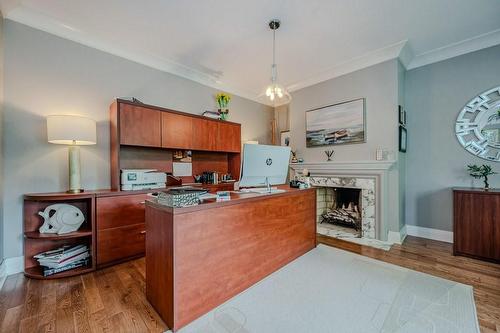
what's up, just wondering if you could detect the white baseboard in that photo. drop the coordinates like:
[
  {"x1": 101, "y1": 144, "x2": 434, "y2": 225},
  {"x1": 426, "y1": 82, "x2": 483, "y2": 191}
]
[
  {"x1": 0, "y1": 261, "x2": 5, "y2": 291},
  {"x1": 400, "y1": 225, "x2": 408, "y2": 243},
  {"x1": 387, "y1": 225, "x2": 408, "y2": 245},
  {"x1": 406, "y1": 225, "x2": 453, "y2": 243},
  {"x1": 0, "y1": 256, "x2": 24, "y2": 290}
]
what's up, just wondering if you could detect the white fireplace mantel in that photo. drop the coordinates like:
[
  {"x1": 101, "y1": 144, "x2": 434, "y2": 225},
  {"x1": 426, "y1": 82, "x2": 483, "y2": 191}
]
[{"x1": 289, "y1": 160, "x2": 396, "y2": 174}]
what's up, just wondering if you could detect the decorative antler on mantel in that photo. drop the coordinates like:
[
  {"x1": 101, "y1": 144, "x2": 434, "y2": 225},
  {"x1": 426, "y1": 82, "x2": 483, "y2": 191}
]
[{"x1": 325, "y1": 150, "x2": 334, "y2": 162}]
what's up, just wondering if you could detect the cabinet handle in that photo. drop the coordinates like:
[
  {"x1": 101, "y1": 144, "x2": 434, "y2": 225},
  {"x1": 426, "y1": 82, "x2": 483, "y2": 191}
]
[{"x1": 140, "y1": 230, "x2": 146, "y2": 234}]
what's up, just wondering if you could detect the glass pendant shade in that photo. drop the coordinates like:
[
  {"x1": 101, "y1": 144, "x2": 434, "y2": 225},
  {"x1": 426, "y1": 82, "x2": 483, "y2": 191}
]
[
  {"x1": 263, "y1": 20, "x2": 291, "y2": 105},
  {"x1": 265, "y1": 82, "x2": 291, "y2": 103}
]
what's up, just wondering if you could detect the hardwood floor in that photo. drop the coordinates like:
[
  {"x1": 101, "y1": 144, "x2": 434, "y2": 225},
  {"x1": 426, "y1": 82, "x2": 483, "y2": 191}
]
[
  {"x1": 1, "y1": 235, "x2": 499, "y2": 332},
  {"x1": 0, "y1": 259, "x2": 167, "y2": 333}
]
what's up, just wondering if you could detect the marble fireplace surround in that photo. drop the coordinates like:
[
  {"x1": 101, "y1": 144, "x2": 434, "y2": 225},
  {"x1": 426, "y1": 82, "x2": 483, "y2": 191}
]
[
  {"x1": 290, "y1": 161, "x2": 396, "y2": 241},
  {"x1": 313, "y1": 176, "x2": 376, "y2": 239}
]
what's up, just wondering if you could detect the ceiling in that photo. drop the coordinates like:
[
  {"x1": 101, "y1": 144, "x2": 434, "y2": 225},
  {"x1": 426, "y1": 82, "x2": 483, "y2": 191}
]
[{"x1": 2, "y1": 0, "x2": 500, "y2": 105}]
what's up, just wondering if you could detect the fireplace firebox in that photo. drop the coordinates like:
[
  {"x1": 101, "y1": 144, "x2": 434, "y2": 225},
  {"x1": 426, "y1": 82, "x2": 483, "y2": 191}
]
[{"x1": 319, "y1": 187, "x2": 362, "y2": 235}]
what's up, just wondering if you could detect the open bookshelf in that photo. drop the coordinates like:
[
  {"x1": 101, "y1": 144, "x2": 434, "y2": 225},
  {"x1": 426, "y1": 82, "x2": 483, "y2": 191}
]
[{"x1": 23, "y1": 192, "x2": 96, "y2": 279}]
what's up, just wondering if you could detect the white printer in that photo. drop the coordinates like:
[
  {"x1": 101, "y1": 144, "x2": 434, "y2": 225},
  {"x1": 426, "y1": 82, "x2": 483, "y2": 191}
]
[{"x1": 121, "y1": 169, "x2": 167, "y2": 191}]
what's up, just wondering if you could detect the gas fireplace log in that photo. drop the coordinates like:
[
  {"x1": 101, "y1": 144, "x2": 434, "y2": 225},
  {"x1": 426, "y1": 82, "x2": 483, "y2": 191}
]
[{"x1": 320, "y1": 208, "x2": 361, "y2": 230}]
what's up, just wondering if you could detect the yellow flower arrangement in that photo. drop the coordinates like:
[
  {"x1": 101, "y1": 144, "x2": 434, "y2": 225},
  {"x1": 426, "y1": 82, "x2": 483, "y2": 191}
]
[{"x1": 215, "y1": 92, "x2": 231, "y2": 109}]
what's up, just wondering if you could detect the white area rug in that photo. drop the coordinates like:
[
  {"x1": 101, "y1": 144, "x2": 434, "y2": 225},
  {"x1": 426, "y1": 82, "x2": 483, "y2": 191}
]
[{"x1": 173, "y1": 245, "x2": 479, "y2": 333}]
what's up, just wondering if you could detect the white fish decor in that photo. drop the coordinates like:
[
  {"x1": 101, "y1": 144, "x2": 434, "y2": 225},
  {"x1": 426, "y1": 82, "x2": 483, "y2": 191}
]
[{"x1": 38, "y1": 204, "x2": 85, "y2": 234}]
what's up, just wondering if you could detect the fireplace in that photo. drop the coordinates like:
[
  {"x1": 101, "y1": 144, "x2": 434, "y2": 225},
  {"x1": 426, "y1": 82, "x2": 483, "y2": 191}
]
[
  {"x1": 291, "y1": 161, "x2": 400, "y2": 248},
  {"x1": 317, "y1": 187, "x2": 362, "y2": 237},
  {"x1": 310, "y1": 176, "x2": 376, "y2": 240}
]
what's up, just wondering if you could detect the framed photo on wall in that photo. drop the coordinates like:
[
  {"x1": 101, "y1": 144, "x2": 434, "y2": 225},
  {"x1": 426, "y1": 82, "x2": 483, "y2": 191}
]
[
  {"x1": 305, "y1": 98, "x2": 366, "y2": 147},
  {"x1": 280, "y1": 130, "x2": 290, "y2": 147},
  {"x1": 399, "y1": 126, "x2": 407, "y2": 152},
  {"x1": 398, "y1": 105, "x2": 406, "y2": 126},
  {"x1": 398, "y1": 105, "x2": 408, "y2": 127}
]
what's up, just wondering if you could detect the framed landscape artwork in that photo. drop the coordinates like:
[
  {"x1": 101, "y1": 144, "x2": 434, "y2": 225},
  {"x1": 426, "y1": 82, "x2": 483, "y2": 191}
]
[{"x1": 306, "y1": 98, "x2": 366, "y2": 147}]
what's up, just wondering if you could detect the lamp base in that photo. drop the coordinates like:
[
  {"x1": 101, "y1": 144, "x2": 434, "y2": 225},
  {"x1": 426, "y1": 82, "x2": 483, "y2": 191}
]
[
  {"x1": 68, "y1": 145, "x2": 83, "y2": 194},
  {"x1": 67, "y1": 189, "x2": 84, "y2": 194}
]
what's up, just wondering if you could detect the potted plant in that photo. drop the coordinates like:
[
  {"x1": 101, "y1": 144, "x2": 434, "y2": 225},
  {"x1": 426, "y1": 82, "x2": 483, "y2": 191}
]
[
  {"x1": 467, "y1": 164, "x2": 497, "y2": 190},
  {"x1": 215, "y1": 92, "x2": 231, "y2": 121}
]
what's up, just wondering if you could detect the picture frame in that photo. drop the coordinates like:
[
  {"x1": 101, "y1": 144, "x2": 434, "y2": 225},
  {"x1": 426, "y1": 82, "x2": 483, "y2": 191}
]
[
  {"x1": 399, "y1": 126, "x2": 407, "y2": 152},
  {"x1": 305, "y1": 98, "x2": 366, "y2": 147},
  {"x1": 398, "y1": 105, "x2": 406, "y2": 126},
  {"x1": 280, "y1": 130, "x2": 290, "y2": 147}
]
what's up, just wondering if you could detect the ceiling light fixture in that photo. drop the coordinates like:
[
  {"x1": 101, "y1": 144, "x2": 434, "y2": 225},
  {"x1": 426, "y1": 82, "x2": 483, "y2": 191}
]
[{"x1": 264, "y1": 19, "x2": 291, "y2": 105}]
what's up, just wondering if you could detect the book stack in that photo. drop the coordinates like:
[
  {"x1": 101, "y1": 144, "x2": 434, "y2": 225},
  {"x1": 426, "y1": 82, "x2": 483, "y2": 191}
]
[
  {"x1": 34, "y1": 244, "x2": 90, "y2": 277},
  {"x1": 202, "y1": 110, "x2": 220, "y2": 119}
]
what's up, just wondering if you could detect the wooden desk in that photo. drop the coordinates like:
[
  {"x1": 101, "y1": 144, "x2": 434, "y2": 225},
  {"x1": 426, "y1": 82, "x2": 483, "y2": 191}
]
[{"x1": 145, "y1": 187, "x2": 316, "y2": 331}]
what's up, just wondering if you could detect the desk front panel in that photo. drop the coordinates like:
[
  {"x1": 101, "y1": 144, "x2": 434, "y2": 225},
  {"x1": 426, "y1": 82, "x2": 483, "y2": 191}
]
[{"x1": 173, "y1": 189, "x2": 316, "y2": 329}]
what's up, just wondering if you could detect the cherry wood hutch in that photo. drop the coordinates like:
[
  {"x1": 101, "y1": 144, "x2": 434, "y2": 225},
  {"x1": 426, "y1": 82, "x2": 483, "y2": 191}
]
[
  {"x1": 110, "y1": 99, "x2": 241, "y2": 189},
  {"x1": 23, "y1": 99, "x2": 242, "y2": 278}
]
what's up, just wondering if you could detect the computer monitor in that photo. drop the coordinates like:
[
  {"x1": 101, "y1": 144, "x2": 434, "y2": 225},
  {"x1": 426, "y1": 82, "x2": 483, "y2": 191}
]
[{"x1": 239, "y1": 143, "x2": 291, "y2": 188}]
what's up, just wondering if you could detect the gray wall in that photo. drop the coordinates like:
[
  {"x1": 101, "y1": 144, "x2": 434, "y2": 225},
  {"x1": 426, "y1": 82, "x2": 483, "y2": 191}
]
[
  {"x1": 398, "y1": 61, "x2": 406, "y2": 230},
  {"x1": 289, "y1": 60, "x2": 399, "y2": 161},
  {"x1": 2, "y1": 20, "x2": 273, "y2": 258},
  {"x1": 0, "y1": 14, "x2": 4, "y2": 263},
  {"x1": 274, "y1": 104, "x2": 290, "y2": 145},
  {"x1": 288, "y1": 60, "x2": 403, "y2": 236},
  {"x1": 405, "y1": 44, "x2": 500, "y2": 231}
]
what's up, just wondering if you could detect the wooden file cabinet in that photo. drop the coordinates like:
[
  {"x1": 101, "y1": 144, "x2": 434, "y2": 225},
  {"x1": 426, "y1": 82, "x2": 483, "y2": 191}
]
[
  {"x1": 96, "y1": 193, "x2": 152, "y2": 267},
  {"x1": 453, "y1": 188, "x2": 500, "y2": 263}
]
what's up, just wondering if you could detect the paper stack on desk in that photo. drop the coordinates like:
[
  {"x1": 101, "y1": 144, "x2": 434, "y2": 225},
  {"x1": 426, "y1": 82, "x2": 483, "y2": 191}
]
[{"x1": 157, "y1": 188, "x2": 207, "y2": 207}]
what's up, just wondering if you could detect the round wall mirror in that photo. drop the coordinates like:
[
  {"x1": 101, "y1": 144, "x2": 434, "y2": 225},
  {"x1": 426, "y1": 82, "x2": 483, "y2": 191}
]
[{"x1": 455, "y1": 86, "x2": 500, "y2": 162}]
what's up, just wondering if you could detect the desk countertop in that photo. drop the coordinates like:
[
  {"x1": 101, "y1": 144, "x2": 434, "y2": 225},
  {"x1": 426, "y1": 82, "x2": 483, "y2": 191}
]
[{"x1": 145, "y1": 186, "x2": 315, "y2": 215}]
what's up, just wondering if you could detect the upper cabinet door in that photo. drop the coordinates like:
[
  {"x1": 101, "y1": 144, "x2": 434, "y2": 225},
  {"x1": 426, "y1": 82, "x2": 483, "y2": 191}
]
[
  {"x1": 192, "y1": 118, "x2": 216, "y2": 151},
  {"x1": 161, "y1": 112, "x2": 193, "y2": 149},
  {"x1": 119, "y1": 104, "x2": 161, "y2": 147},
  {"x1": 216, "y1": 123, "x2": 241, "y2": 152}
]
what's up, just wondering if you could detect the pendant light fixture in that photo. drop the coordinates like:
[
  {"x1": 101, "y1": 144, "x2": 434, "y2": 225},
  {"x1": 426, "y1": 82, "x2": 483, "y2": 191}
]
[{"x1": 264, "y1": 19, "x2": 291, "y2": 105}]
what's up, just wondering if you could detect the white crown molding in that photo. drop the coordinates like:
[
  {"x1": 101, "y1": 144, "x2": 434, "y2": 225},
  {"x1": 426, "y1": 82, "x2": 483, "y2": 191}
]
[
  {"x1": 407, "y1": 29, "x2": 500, "y2": 70},
  {"x1": 3, "y1": 6, "x2": 267, "y2": 106},
  {"x1": 286, "y1": 40, "x2": 408, "y2": 92},
  {"x1": 397, "y1": 42, "x2": 415, "y2": 69}
]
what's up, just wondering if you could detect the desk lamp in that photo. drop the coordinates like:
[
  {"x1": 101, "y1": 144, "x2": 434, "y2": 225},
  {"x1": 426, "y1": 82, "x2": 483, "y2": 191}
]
[{"x1": 47, "y1": 115, "x2": 97, "y2": 193}]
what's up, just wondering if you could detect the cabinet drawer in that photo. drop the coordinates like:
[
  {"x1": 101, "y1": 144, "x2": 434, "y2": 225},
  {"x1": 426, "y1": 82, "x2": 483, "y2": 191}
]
[
  {"x1": 97, "y1": 194, "x2": 151, "y2": 230},
  {"x1": 97, "y1": 223, "x2": 146, "y2": 265}
]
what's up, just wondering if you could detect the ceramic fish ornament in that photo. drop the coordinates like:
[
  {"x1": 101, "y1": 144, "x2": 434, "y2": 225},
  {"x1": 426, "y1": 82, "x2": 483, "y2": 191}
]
[{"x1": 38, "y1": 204, "x2": 85, "y2": 235}]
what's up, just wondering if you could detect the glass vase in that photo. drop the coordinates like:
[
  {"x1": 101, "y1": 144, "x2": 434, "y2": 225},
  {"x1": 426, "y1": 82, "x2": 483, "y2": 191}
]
[{"x1": 218, "y1": 108, "x2": 229, "y2": 121}]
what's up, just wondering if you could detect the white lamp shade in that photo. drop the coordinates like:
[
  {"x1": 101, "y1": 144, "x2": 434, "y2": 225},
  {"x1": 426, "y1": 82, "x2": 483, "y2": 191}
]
[{"x1": 47, "y1": 115, "x2": 97, "y2": 145}]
